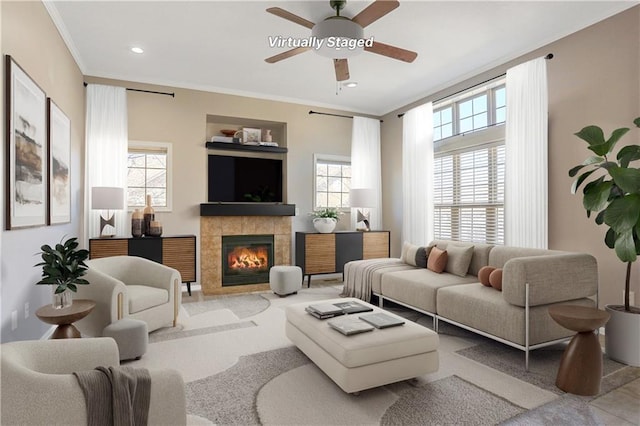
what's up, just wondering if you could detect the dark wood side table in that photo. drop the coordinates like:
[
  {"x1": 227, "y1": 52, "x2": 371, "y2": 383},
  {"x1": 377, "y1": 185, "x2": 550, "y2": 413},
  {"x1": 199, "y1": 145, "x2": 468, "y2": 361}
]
[
  {"x1": 35, "y1": 299, "x2": 96, "y2": 339},
  {"x1": 548, "y1": 304, "x2": 610, "y2": 396}
]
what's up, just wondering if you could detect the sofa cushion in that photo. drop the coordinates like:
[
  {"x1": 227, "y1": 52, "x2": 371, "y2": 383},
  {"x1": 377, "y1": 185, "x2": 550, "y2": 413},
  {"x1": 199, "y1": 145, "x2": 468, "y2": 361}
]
[
  {"x1": 427, "y1": 247, "x2": 447, "y2": 273},
  {"x1": 436, "y1": 284, "x2": 594, "y2": 345},
  {"x1": 381, "y1": 269, "x2": 478, "y2": 313},
  {"x1": 478, "y1": 266, "x2": 495, "y2": 286},
  {"x1": 127, "y1": 285, "x2": 169, "y2": 314},
  {"x1": 489, "y1": 268, "x2": 503, "y2": 291},
  {"x1": 430, "y1": 240, "x2": 493, "y2": 276},
  {"x1": 445, "y1": 244, "x2": 474, "y2": 277}
]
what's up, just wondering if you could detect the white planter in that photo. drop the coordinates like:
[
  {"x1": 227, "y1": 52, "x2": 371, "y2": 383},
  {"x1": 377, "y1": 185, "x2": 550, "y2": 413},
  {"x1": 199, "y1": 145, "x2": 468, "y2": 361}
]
[
  {"x1": 605, "y1": 304, "x2": 640, "y2": 367},
  {"x1": 313, "y1": 218, "x2": 336, "y2": 233}
]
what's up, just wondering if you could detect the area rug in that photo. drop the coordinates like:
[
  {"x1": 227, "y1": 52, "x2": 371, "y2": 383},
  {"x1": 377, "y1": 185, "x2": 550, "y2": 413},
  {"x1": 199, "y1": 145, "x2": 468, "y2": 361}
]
[
  {"x1": 149, "y1": 321, "x2": 256, "y2": 343},
  {"x1": 182, "y1": 294, "x2": 270, "y2": 318},
  {"x1": 456, "y1": 340, "x2": 636, "y2": 396},
  {"x1": 185, "y1": 346, "x2": 526, "y2": 425}
]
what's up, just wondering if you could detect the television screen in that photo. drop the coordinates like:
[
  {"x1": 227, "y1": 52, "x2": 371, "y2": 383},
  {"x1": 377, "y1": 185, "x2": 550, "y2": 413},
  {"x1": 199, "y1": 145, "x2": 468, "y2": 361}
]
[{"x1": 208, "y1": 155, "x2": 283, "y2": 203}]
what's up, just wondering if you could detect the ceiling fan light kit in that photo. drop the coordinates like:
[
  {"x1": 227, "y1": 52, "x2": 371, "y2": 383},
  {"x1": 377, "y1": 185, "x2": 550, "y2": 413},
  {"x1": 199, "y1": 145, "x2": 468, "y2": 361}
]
[{"x1": 311, "y1": 17, "x2": 369, "y2": 59}]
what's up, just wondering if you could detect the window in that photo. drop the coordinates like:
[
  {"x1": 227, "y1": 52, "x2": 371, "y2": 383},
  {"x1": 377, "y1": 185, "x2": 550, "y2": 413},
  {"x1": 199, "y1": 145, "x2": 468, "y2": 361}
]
[
  {"x1": 127, "y1": 141, "x2": 172, "y2": 211},
  {"x1": 432, "y1": 79, "x2": 506, "y2": 244},
  {"x1": 433, "y1": 83, "x2": 506, "y2": 142},
  {"x1": 313, "y1": 154, "x2": 351, "y2": 210}
]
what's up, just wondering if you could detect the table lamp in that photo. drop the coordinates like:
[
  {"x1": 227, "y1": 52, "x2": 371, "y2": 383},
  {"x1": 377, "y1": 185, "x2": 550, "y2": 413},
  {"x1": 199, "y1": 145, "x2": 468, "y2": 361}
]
[
  {"x1": 350, "y1": 188, "x2": 376, "y2": 232},
  {"x1": 91, "y1": 186, "x2": 124, "y2": 237}
]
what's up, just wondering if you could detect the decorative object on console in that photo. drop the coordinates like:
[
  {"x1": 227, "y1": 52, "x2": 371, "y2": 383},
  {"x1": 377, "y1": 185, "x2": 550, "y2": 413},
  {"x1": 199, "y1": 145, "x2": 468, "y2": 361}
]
[
  {"x1": 143, "y1": 194, "x2": 155, "y2": 236},
  {"x1": 350, "y1": 188, "x2": 376, "y2": 231},
  {"x1": 131, "y1": 209, "x2": 143, "y2": 237},
  {"x1": 569, "y1": 117, "x2": 640, "y2": 366},
  {"x1": 310, "y1": 207, "x2": 342, "y2": 233},
  {"x1": 34, "y1": 236, "x2": 90, "y2": 309},
  {"x1": 148, "y1": 220, "x2": 163, "y2": 237},
  {"x1": 91, "y1": 186, "x2": 124, "y2": 237}
]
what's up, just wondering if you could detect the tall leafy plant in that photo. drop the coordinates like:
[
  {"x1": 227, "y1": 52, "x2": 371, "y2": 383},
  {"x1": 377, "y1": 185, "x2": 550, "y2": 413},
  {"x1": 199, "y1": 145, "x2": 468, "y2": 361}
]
[
  {"x1": 35, "y1": 237, "x2": 90, "y2": 294},
  {"x1": 569, "y1": 117, "x2": 640, "y2": 312}
]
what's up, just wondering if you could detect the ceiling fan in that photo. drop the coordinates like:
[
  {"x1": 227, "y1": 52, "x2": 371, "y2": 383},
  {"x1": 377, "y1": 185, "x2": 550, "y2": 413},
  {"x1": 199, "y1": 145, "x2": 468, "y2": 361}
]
[{"x1": 265, "y1": 0, "x2": 417, "y2": 82}]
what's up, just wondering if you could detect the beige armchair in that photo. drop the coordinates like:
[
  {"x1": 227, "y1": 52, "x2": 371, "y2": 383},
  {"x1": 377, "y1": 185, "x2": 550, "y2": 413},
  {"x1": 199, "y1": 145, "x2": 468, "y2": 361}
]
[
  {"x1": 0, "y1": 337, "x2": 187, "y2": 426},
  {"x1": 74, "y1": 256, "x2": 181, "y2": 336}
]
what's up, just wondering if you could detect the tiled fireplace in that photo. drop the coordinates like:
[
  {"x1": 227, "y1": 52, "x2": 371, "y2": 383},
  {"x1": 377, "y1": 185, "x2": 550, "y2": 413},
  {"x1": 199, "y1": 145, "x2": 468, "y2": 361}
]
[{"x1": 200, "y1": 214, "x2": 292, "y2": 295}]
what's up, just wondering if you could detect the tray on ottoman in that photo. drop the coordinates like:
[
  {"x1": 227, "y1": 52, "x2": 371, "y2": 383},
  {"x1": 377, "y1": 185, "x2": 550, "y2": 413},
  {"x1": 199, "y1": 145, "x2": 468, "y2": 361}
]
[{"x1": 285, "y1": 297, "x2": 439, "y2": 393}]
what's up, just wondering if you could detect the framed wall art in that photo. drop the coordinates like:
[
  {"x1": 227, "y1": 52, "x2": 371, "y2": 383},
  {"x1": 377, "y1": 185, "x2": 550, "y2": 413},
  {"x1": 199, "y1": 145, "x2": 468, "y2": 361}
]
[
  {"x1": 47, "y1": 99, "x2": 71, "y2": 224},
  {"x1": 242, "y1": 127, "x2": 262, "y2": 143},
  {"x1": 5, "y1": 55, "x2": 48, "y2": 230}
]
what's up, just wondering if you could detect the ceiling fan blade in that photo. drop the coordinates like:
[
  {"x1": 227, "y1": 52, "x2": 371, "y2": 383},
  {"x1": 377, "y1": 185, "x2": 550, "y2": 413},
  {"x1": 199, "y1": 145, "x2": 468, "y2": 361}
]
[
  {"x1": 352, "y1": 0, "x2": 399, "y2": 28},
  {"x1": 265, "y1": 47, "x2": 311, "y2": 63},
  {"x1": 365, "y1": 41, "x2": 417, "y2": 63},
  {"x1": 266, "y1": 7, "x2": 315, "y2": 29},
  {"x1": 334, "y1": 59, "x2": 350, "y2": 81}
]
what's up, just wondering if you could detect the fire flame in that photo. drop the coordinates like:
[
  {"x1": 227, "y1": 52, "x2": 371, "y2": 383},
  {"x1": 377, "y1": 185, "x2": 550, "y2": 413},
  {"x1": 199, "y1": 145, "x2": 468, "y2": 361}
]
[{"x1": 227, "y1": 246, "x2": 269, "y2": 271}]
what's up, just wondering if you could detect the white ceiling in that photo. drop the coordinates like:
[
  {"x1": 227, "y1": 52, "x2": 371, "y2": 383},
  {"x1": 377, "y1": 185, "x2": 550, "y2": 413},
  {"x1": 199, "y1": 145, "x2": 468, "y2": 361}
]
[{"x1": 46, "y1": 1, "x2": 637, "y2": 116}]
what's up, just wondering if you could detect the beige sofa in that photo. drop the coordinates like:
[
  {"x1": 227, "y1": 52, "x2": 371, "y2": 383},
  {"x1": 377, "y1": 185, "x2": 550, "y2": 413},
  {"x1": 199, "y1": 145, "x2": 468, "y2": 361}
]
[
  {"x1": 343, "y1": 240, "x2": 598, "y2": 369},
  {"x1": 0, "y1": 337, "x2": 187, "y2": 426}
]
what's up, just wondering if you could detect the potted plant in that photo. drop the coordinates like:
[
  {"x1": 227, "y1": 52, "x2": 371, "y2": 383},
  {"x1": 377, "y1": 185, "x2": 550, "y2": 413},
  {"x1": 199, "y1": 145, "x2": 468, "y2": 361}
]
[
  {"x1": 309, "y1": 207, "x2": 342, "y2": 233},
  {"x1": 35, "y1": 237, "x2": 90, "y2": 309},
  {"x1": 569, "y1": 117, "x2": 640, "y2": 366}
]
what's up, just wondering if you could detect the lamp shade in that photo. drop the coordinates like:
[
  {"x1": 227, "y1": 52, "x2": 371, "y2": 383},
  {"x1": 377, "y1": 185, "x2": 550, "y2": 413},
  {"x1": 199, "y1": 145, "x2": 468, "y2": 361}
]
[
  {"x1": 91, "y1": 187, "x2": 124, "y2": 210},
  {"x1": 312, "y1": 17, "x2": 365, "y2": 59},
  {"x1": 350, "y1": 188, "x2": 376, "y2": 208}
]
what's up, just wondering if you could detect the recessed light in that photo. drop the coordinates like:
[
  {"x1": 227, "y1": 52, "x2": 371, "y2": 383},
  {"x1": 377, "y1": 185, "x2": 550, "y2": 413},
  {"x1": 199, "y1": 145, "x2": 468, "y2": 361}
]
[
  {"x1": 131, "y1": 47, "x2": 144, "y2": 54},
  {"x1": 344, "y1": 82, "x2": 358, "y2": 88}
]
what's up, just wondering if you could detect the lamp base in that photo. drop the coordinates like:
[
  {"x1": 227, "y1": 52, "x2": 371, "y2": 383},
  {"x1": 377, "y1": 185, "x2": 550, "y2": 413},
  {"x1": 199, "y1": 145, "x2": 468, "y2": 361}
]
[{"x1": 99, "y1": 213, "x2": 116, "y2": 238}]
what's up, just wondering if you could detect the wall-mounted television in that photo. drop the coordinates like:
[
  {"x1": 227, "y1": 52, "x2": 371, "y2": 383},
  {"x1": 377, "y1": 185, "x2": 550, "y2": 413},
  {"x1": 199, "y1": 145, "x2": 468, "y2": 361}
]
[{"x1": 208, "y1": 155, "x2": 283, "y2": 203}]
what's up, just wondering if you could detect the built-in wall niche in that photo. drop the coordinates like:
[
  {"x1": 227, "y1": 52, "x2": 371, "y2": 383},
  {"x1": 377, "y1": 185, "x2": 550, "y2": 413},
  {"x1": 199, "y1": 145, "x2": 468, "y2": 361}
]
[{"x1": 206, "y1": 114, "x2": 287, "y2": 147}]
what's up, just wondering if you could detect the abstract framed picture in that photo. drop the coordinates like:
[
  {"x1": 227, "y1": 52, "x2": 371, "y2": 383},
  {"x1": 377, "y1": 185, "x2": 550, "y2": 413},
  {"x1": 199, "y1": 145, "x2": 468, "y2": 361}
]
[
  {"x1": 47, "y1": 99, "x2": 71, "y2": 225},
  {"x1": 5, "y1": 55, "x2": 47, "y2": 229}
]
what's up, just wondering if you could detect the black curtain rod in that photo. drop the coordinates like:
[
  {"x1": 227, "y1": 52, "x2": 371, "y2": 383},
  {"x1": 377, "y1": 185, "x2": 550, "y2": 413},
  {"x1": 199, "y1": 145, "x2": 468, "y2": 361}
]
[
  {"x1": 83, "y1": 82, "x2": 175, "y2": 97},
  {"x1": 397, "y1": 53, "x2": 554, "y2": 118},
  {"x1": 309, "y1": 110, "x2": 383, "y2": 122}
]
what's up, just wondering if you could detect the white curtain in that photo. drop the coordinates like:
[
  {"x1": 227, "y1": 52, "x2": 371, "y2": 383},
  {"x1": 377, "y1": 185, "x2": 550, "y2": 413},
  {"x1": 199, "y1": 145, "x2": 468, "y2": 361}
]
[
  {"x1": 505, "y1": 57, "x2": 548, "y2": 248},
  {"x1": 84, "y1": 85, "x2": 128, "y2": 242},
  {"x1": 351, "y1": 116, "x2": 382, "y2": 230},
  {"x1": 402, "y1": 102, "x2": 434, "y2": 246}
]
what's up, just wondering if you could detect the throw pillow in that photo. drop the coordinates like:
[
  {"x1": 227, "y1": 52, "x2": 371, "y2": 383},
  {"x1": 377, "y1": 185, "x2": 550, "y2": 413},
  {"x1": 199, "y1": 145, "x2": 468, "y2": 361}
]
[
  {"x1": 489, "y1": 268, "x2": 503, "y2": 291},
  {"x1": 427, "y1": 247, "x2": 448, "y2": 273},
  {"x1": 400, "y1": 242, "x2": 432, "y2": 268},
  {"x1": 478, "y1": 266, "x2": 495, "y2": 287},
  {"x1": 445, "y1": 244, "x2": 475, "y2": 277}
]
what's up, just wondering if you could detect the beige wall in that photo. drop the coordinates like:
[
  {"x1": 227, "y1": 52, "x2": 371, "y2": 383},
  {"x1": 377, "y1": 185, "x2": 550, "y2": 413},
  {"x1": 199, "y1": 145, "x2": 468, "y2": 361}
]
[
  {"x1": 381, "y1": 6, "x2": 640, "y2": 308},
  {"x1": 85, "y1": 75, "x2": 366, "y2": 282},
  {"x1": 1, "y1": 1, "x2": 85, "y2": 341}
]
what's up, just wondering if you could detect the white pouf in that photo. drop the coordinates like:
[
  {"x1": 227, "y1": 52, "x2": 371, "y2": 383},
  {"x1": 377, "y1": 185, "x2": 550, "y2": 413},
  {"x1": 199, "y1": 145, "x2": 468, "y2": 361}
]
[
  {"x1": 102, "y1": 318, "x2": 148, "y2": 361},
  {"x1": 269, "y1": 265, "x2": 303, "y2": 296}
]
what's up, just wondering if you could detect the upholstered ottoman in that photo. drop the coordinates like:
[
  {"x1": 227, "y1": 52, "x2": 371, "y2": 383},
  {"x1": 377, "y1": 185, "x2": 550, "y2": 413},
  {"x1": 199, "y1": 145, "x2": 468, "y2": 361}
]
[
  {"x1": 270, "y1": 265, "x2": 302, "y2": 296},
  {"x1": 102, "y1": 318, "x2": 148, "y2": 361},
  {"x1": 285, "y1": 297, "x2": 439, "y2": 393}
]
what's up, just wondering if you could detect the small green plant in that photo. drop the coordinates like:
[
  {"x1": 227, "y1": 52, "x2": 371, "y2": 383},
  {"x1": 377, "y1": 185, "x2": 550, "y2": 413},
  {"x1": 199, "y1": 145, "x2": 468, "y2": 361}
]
[
  {"x1": 309, "y1": 207, "x2": 342, "y2": 221},
  {"x1": 569, "y1": 117, "x2": 640, "y2": 312},
  {"x1": 35, "y1": 237, "x2": 90, "y2": 294}
]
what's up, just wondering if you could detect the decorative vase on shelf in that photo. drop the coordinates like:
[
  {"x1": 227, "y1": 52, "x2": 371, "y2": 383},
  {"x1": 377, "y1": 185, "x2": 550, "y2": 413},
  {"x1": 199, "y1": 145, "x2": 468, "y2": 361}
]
[
  {"x1": 148, "y1": 220, "x2": 163, "y2": 237},
  {"x1": 131, "y1": 209, "x2": 143, "y2": 237},
  {"x1": 52, "y1": 288, "x2": 72, "y2": 309},
  {"x1": 313, "y1": 218, "x2": 336, "y2": 233},
  {"x1": 143, "y1": 195, "x2": 155, "y2": 236},
  {"x1": 263, "y1": 129, "x2": 272, "y2": 142}
]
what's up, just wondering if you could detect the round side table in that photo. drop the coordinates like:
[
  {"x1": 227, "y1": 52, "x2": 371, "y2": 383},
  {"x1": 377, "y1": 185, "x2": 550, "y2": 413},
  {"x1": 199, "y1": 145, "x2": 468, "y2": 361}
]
[
  {"x1": 548, "y1": 304, "x2": 610, "y2": 396},
  {"x1": 35, "y1": 299, "x2": 96, "y2": 339}
]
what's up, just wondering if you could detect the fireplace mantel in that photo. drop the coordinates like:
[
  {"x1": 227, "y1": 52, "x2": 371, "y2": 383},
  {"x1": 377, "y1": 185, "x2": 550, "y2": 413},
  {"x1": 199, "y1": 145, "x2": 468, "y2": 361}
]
[{"x1": 200, "y1": 203, "x2": 295, "y2": 216}]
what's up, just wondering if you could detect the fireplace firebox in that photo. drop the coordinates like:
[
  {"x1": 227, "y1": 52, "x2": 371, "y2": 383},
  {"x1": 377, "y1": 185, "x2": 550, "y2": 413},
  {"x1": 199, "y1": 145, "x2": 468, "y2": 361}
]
[{"x1": 222, "y1": 235, "x2": 274, "y2": 286}]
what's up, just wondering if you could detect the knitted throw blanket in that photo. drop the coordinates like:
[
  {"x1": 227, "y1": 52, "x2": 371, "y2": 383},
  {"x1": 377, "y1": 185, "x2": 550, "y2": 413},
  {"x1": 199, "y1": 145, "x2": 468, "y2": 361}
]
[
  {"x1": 340, "y1": 258, "x2": 415, "y2": 302},
  {"x1": 74, "y1": 366, "x2": 151, "y2": 426}
]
